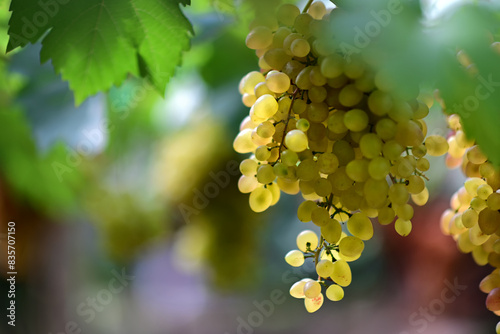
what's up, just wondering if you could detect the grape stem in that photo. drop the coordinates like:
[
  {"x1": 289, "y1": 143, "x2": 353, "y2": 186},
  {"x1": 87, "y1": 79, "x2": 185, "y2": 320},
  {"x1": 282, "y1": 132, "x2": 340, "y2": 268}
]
[
  {"x1": 303, "y1": 0, "x2": 314, "y2": 13},
  {"x1": 276, "y1": 87, "x2": 300, "y2": 162}
]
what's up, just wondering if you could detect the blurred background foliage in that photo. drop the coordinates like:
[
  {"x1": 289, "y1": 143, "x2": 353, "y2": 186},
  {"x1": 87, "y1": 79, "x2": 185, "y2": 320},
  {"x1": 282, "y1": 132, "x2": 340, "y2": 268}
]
[{"x1": 0, "y1": 0, "x2": 500, "y2": 333}]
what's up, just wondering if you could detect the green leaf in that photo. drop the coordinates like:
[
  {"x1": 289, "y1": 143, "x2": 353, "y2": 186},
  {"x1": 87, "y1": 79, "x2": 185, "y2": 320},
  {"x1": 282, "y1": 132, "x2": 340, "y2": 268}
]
[{"x1": 7, "y1": 0, "x2": 192, "y2": 104}]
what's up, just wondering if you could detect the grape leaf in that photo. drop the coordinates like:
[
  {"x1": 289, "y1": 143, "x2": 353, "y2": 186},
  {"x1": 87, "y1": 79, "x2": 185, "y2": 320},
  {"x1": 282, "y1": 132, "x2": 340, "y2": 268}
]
[{"x1": 7, "y1": 0, "x2": 193, "y2": 105}]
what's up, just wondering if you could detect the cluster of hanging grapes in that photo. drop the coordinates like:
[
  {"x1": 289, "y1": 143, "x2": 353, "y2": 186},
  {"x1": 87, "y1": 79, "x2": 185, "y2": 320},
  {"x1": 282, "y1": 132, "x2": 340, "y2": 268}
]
[
  {"x1": 233, "y1": 1, "x2": 449, "y2": 312},
  {"x1": 440, "y1": 114, "x2": 500, "y2": 330}
]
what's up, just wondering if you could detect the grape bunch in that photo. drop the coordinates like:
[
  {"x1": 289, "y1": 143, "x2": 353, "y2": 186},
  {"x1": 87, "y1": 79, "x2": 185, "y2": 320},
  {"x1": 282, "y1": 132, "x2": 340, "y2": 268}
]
[
  {"x1": 439, "y1": 113, "x2": 500, "y2": 331},
  {"x1": 233, "y1": 1, "x2": 447, "y2": 312}
]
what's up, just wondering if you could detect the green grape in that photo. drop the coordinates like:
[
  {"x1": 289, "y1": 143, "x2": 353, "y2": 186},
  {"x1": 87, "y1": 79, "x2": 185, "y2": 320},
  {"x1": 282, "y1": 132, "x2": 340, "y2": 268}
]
[
  {"x1": 234, "y1": 129, "x2": 258, "y2": 153},
  {"x1": 462, "y1": 208, "x2": 479, "y2": 228},
  {"x1": 254, "y1": 81, "x2": 274, "y2": 99},
  {"x1": 309, "y1": 86, "x2": 327, "y2": 103},
  {"x1": 327, "y1": 110, "x2": 348, "y2": 134},
  {"x1": 477, "y1": 184, "x2": 493, "y2": 200},
  {"x1": 294, "y1": 13, "x2": 313, "y2": 36},
  {"x1": 364, "y1": 178, "x2": 389, "y2": 209},
  {"x1": 293, "y1": 98, "x2": 307, "y2": 114},
  {"x1": 359, "y1": 133, "x2": 383, "y2": 159},
  {"x1": 317, "y1": 153, "x2": 340, "y2": 174},
  {"x1": 290, "y1": 279, "x2": 312, "y2": 298},
  {"x1": 326, "y1": 284, "x2": 344, "y2": 301},
  {"x1": 332, "y1": 140, "x2": 355, "y2": 166},
  {"x1": 454, "y1": 131, "x2": 473, "y2": 150},
  {"x1": 316, "y1": 259, "x2": 335, "y2": 277},
  {"x1": 276, "y1": 3, "x2": 300, "y2": 26},
  {"x1": 282, "y1": 150, "x2": 299, "y2": 166},
  {"x1": 368, "y1": 90, "x2": 393, "y2": 116},
  {"x1": 291, "y1": 38, "x2": 311, "y2": 57},
  {"x1": 375, "y1": 118, "x2": 397, "y2": 141},
  {"x1": 344, "y1": 109, "x2": 369, "y2": 132},
  {"x1": 387, "y1": 100, "x2": 412, "y2": 123},
  {"x1": 304, "y1": 280, "x2": 321, "y2": 298},
  {"x1": 471, "y1": 197, "x2": 488, "y2": 212},
  {"x1": 447, "y1": 136, "x2": 466, "y2": 158},
  {"x1": 382, "y1": 140, "x2": 405, "y2": 161},
  {"x1": 246, "y1": 26, "x2": 273, "y2": 50},
  {"x1": 308, "y1": 123, "x2": 326, "y2": 141},
  {"x1": 238, "y1": 175, "x2": 259, "y2": 193},
  {"x1": 321, "y1": 219, "x2": 342, "y2": 244},
  {"x1": 296, "y1": 118, "x2": 310, "y2": 132},
  {"x1": 457, "y1": 231, "x2": 475, "y2": 253},
  {"x1": 272, "y1": 26, "x2": 292, "y2": 48},
  {"x1": 480, "y1": 273, "x2": 500, "y2": 293},
  {"x1": 296, "y1": 66, "x2": 314, "y2": 90},
  {"x1": 344, "y1": 57, "x2": 365, "y2": 79},
  {"x1": 320, "y1": 53, "x2": 344, "y2": 78},
  {"x1": 487, "y1": 193, "x2": 500, "y2": 210},
  {"x1": 314, "y1": 178, "x2": 333, "y2": 197},
  {"x1": 394, "y1": 203, "x2": 414, "y2": 220},
  {"x1": 339, "y1": 236, "x2": 365, "y2": 258},
  {"x1": 283, "y1": 60, "x2": 306, "y2": 82},
  {"x1": 249, "y1": 186, "x2": 273, "y2": 212},
  {"x1": 297, "y1": 230, "x2": 319, "y2": 252},
  {"x1": 467, "y1": 145, "x2": 488, "y2": 164},
  {"x1": 255, "y1": 145, "x2": 271, "y2": 161},
  {"x1": 265, "y1": 72, "x2": 291, "y2": 94},
  {"x1": 300, "y1": 179, "x2": 316, "y2": 195},
  {"x1": 347, "y1": 212, "x2": 374, "y2": 240},
  {"x1": 413, "y1": 101, "x2": 429, "y2": 119},
  {"x1": 242, "y1": 92, "x2": 257, "y2": 107},
  {"x1": 285, "y1": 250, "x2": 305, "y2": 267},
  {"x1": 309, "y1": 66, "x2": 327, "y2": 86},
  {"x1": 472, "y1": 246, "x2": 489, "y2": 266},
  {"x1": 297, "y1": 159, "x2": 319, "y2": 181},
  {"x1": 480, "y1": 162, "x2": 496, "y2": 179},
  {"x1": 464, "y1": 178, "x2": 486, "y2": 197},
  {"x1": 329, "y1": 167, "x2": 353, "y2": 191},
  {"x1": 354, "y1": 72, "x2": 375, "y2": 92},
  {"x1": 285, "y1": 129, "x2": 309, "y2": 152},
  {"x1": 395, "y1": 218, "x2": 412, "y2": 236},
  {"x1": 268, "y1": 182, "x2": 281, "y2": 205},
  {"x1": 389, "y1": 183, "x2": 410, "y2": 206},
  {"x1": 340, "y1": 187, "x2": 363, "y2": 211},
  {"x1": 378, "y1": 206, "x2": 396, "y2": 225},
  {"x1": 239, "y1": 71, "x2": 265, "y2": 95},
  {"x1": 283, "y1": 32, "x2": 302, "y2": 54},
  {"x1": 311, "y1": 207, "x2": 330, "y2": 226},
  {"x1": 339, "y1": 84, "x2": 363, "y2": 107},
  {"x1": 479, "y1": 209, "x2": 500, "y2": 235},
  {"x1": 412, "y1": 144, "x2": 427, "y2": 158},
  {"x1": 264, "y1": 48, "x2": 292, "y2": 71},
  {"x1": 395, "y1": 121, "x2": 424, "y2": 148},
  {"x1": 469, "y1": 223, "x2": 490, "y2": 245},
  {"x1": 256, "y1": 121, "x2": 275, "y2": 138},
  {"x1": 406, "y1": 175, "x2": 425, "y2": 194},
  {"x1": 308, "y1": 1, "x2": 327, "y2": 19},
  {"x1": 368, "y1": 157, "x2": 390, "y2": 180},
  {"x1": 331, "y1": 260, "x2": 352, "y2": 287},
  {"x1": 425, "y1": 135, "x2": 449, "y2": 156},
  {"x1": 411, "y1": 187, "x2": 429, "y2": 206},
  {"x1": 256, "y1": 164, "x2": 275, "y2": 184},
  {"x1": 346, "y1": 159, "x2": 369, "y2": 182},
  {"x1": 253, "y1": 94, "x2": 279, "y2": 118},
  {"x1": 304, "y1": 293, "x2": 324, "y2": 313},
  {"x1": 240, "y1": 159, "x2": 258, "y2": 176},
  {"x1": 307, "y1": 102, "x2": 329, "y2": 123},
  {"x1": 297, "y1": 200, "x2": 318, "y2": 222},
  {"x1": 416, "y1": 157, "x2": 430, "y2": 171}
]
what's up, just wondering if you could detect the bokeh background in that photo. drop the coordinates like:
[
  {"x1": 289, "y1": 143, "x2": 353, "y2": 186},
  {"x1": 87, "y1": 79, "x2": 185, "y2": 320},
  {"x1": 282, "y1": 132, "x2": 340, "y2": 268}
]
[{"x1": 0, "y1": 0, "x2": 498, "y2": 333}]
